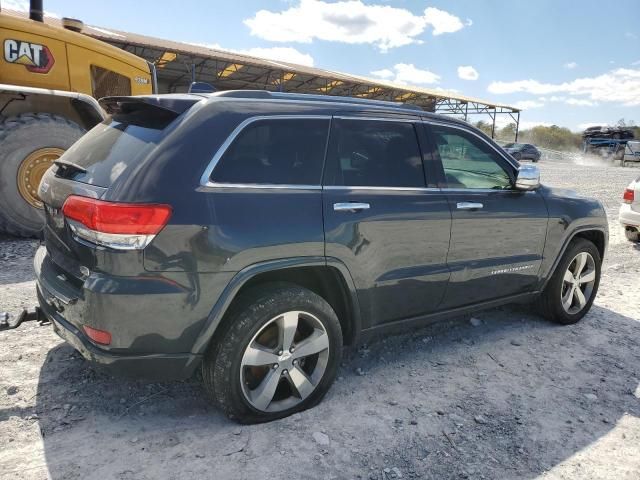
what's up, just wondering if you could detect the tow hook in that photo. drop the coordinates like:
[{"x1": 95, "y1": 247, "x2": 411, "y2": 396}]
[{"x1": 0, "y1": 307, "x2": 48, "y2": 331}]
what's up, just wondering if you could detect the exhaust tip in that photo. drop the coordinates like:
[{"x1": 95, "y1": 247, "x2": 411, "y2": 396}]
[{"x1": 62, "y1": 17, "x2": 84, "y2": 33}]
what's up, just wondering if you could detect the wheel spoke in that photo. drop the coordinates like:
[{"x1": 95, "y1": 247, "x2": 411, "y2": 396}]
[
  {"x1": 278, "y1": 311, "x2": 299, "y2": 351},
  {"x1": 562, "y1": 288, "x2": 574, "y2": 311},
  {"x1": 292, "y1": 329, "x2": 329, "y2": 359},
  {"x1": 573, "y1": 252, "x2": 588, "y2": 276},
  {"x1": 579, "y1": 269, "x2": 596, "y2": 284},
  {"x1": 250, "y1": 369, "x2": 281, "y2": 411},
  {"x1": 574, "y1": 287, "x2": 587, "y2": 309},
  {"x1": 243, "y1": 344, "x2": 280, "y2": 367},
  {"x1": 287, "y1": 365, "x2": 315, "y2": 400},
  {"x1": 563, "y1": 269, "x2": 575, "y2": 284}
]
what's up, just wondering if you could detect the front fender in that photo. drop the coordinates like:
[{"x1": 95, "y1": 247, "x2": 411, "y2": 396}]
[{"x1": 537, "y1": 186, "x2": 608, "y2": 290}]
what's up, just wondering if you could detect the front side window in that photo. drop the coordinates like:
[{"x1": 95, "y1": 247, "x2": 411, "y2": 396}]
[
  {"x1": 431, "y1": 125, "x2": 512, "y2": 190},
  {"x1": 90, "y1": 65, "x2": 131, "y2": 98},
  {"x1": 211, "y1": 118, "x2": 330, "y2": 185},
  {"x1": 324, "y1": 119, "x2": 425, "y2": 188}
]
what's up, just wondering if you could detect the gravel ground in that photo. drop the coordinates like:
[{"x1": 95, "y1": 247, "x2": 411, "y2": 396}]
[{"x1": 1, "y1": 158, "x2": 639, "y2": 480}]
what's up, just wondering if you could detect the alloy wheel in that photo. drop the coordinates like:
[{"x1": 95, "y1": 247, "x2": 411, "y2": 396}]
[
  {"x1": 240, "y1": 310, "x2": 330, "y2": 412},
  {"x1": 560, "y1": 252, "x2": 597, "y2": 315}
]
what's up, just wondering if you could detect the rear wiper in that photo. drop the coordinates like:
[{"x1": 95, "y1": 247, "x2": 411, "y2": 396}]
[{"x1": 54, "y1": 159, "x2": 87, "y2": 177}]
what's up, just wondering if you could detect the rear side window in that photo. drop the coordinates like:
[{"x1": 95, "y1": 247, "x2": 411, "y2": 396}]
[
  {"x1": 324, "y1": 119, "x2": 425, "y2": 188},
  {"x1": 91, "y1": 65, "x2": 131, "y2": 98},
  {"x1": 211, "y1": 118, "x2": 330, "y2": 185}
]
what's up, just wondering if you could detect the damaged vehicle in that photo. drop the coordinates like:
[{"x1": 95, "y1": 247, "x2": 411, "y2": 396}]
[{"x1": 32, "y1": 91, "x2": 608, "y2": 423}]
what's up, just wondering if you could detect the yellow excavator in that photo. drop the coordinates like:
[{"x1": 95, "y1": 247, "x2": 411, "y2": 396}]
[{"x1": 0, "y1": 1, "x2": 156, "y2": 236}]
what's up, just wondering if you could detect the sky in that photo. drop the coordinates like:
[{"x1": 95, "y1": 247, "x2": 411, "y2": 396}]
[{"x1": 7, "y1": 0, "x2": 640, "y2": 131}]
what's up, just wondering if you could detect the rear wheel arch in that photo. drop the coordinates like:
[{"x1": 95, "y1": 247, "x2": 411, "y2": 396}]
[{"x1": 194, "y1": 258, "x2": 362, "y2": 356}]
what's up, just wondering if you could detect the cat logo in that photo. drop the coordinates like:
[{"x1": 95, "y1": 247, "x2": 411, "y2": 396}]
[{"x1": 3, "y1": 39, "x2": 55, "y2": 74}]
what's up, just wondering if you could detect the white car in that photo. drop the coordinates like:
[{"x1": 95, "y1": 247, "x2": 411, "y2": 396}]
[{"x1": 619, "y1": 174, "x2": 640, "y2": 242}]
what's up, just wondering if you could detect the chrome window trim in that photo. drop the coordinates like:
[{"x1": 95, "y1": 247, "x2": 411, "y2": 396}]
[
  {"x1": 198, "y1": 183, "x2": 321, "y2": 191},
  {"x1": 422, "y1": 120, "x2": 520, "y2": 170},
  {"x1": 199, "y1": 115, "x2": 332, "y2": 188},
  {"x1": 333, "y1": 115, "x2": 419, "y2": 123},
  {"x1": 324, "y1": 185, "x2": 440, "y2": 192}
]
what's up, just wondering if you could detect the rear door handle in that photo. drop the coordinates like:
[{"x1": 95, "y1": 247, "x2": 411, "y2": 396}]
[
  {"x1": 333, "y1": 202, "x2": 370, "y2": 212},
  {"x1": 457, "y1": 202, "x2": 483, "y2": 210}
]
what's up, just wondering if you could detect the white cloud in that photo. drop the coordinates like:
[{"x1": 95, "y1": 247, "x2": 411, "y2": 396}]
[
  {"x1": 564, "y1": 62, "x2": 578, "y2": 69},
  {"x1": 423, "y1": 7, "x2": 466, "y2": 36},
  {"x1": 565, "y1": 98, "x2": 597, "y2": 107},
  {"x1": 244, "y1": 0, "x2": 469, "y2": 51},
  {"x1": 371, "y1": 63, "x2": 440, "y2": 85},
  {"x1": 632, "y1": 60, "x2": 640, "y2": 66},
  {"x1": 578, "y1": 122, "x2": 607, "y2": 130},
  {"x1": 187, "y1": 42, "x2": 314, "y2": 67},
  {"x1": 457, "y1": 65, "x2": 479, "y2": 81},
  {"x1": 370, "y1": 68, "x2": 394, "y2": 80},
  {"x1": 625, "y1": 32, "x2": 638, "y2": 40},
  {"x1": 513, "y1": 100, "x2": 544, "y2": 110},
  {"x1": 487, "y1": 68, "x2": 640, "y2": 106}
]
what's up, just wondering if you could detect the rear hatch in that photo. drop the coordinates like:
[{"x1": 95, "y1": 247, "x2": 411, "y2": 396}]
[{"x1": 38, "y1": 95, "x2": 201, "y2": 283}]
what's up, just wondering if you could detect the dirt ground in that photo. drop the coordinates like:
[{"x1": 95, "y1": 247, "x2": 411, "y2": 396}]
[{"x1": 1, "y1": 158, "x2": 639, "y2": 480}]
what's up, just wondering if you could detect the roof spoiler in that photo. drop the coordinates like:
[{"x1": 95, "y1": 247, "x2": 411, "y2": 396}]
[{"x1": 99, "y1": 95, "x2": 201, "y2": 116}]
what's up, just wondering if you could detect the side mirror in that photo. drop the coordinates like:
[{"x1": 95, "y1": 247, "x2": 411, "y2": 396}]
[{"x1": 515, "y1": 164, "x2": 540, "y2": 190}]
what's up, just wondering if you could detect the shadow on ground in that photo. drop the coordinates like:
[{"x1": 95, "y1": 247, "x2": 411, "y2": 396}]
[{"x1": 6, "y1": 304, "x2": 640, "y2": 479}]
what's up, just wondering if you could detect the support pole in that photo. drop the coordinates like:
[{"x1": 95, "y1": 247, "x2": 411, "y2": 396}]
[
  {"x1": 191, "y1": 63, "x2": 196, "y2": 83},
  {"x1": 464, "y1": 102, "x2": 468, "y2": 122},
  {"x1": 491, "y1": 108, "x2": 496, "y2": 139},
  {"x1": 515, "y1": 112, "x2": 520, "y2": 142}
]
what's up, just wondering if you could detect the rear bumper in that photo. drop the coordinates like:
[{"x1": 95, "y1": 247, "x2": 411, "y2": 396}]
[
  {"x1": 34, "y1": 246, "x2": 203, "y2": 380},
  {"x1": 39, "y1": 287, "x2": 201, "y2": 379},
  {"x1": 619, "y1": 203, "x2": 640, "y2": 228}
]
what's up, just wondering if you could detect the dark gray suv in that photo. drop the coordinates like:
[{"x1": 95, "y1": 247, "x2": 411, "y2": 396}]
[{"x1": 35, "y1": 91, "x2": 607, "y2": 423}]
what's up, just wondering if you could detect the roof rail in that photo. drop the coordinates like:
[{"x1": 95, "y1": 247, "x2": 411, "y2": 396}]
[{"x1": 212, "y1": 90, "x2": 423, "y2": 112}]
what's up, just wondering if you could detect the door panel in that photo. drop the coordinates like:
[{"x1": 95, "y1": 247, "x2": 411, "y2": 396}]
[
  {"x1": 426, "y1": 123, "x2": 549, "y2": 309},
  {"x1": 324, "y1": 188, "x2": 451, "y2": 326},
  {"x1": 322, "y1": 117, "x2": 451, "y2": 328},
  {"x1": 441, "y1": 190, "x2": 548, "y2": 308}
]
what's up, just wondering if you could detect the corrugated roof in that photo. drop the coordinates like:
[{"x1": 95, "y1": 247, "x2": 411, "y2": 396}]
[{"x1": 3, "y1": 9, "x2": 519, "y2": 113}]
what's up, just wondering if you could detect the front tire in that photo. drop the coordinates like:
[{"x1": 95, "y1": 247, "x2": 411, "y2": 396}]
[
  {"x1": 538, "y1": 238, "x2": 601, "y2": 325},
  {"x1": 202, "y1": 284, "x2": 343, "y2": 423}
]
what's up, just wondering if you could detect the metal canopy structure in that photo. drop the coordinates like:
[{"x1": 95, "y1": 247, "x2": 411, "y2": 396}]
[{"x1": 7, "y1": 10, "x2": 521, "y2": 139}]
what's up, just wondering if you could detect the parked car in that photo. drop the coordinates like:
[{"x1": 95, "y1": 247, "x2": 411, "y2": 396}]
[
  {"x1": 619, "y1": 175, "x2": 640, "y2": 242},
  {"x1": 622, "y1": 141, "x2": 640, "y2": 167},
  {"x1": 34, "y1": 91, "x2": 608, "y2": 423},
  {"x1": 582, "y1": 125, "x2": 634, "y2": 140},
  {"x1": 503, "y1": 142, "x2": 541, "y2": 162}
]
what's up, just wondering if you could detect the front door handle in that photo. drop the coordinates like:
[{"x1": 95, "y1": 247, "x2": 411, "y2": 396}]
[
  {"x1": 457, "y1": 202, "x2": 483, "y2": 210},
  {"x1": 333, "y1": 202, "x2": 370, "y2": 212}
]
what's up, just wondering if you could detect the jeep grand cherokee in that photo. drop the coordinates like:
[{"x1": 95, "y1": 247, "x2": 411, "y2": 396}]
[{"x1": 35, "y1": 91, "x2": 607, "y2": 423}]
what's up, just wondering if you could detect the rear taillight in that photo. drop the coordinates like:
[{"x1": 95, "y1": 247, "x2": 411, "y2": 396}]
[
  {"x1": 62, "y1": 195, "x2": 172, "y2": 250},
  {"x1": 623, "y1": 188, "x2": 635, "y2": 204}
]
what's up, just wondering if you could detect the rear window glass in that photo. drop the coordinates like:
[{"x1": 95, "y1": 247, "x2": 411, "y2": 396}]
[
  {"x1": 57, "y1": 117, "x2": 164, "y2": 187},
  {"x1": 211, "y1": 118, "x2": 330, "y2": 185}
]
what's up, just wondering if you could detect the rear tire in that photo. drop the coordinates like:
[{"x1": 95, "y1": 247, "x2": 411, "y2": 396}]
[
  {"x1": 0, "y1": 114, "x2": 85, "y2": 237},
  {"x1": 625, "y1": 228, "x2": 640, "y2": 242},
  {"x1": 202, "y1": 284, "x2": 343, "y2": 423},
  {"x1": 538, "y1": 238, "x2": 601, "y2": 325}
]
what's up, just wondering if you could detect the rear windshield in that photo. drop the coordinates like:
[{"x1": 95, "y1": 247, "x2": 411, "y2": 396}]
[{"x1": 56, "y1": 111, "x2": 170, "y2": 186}]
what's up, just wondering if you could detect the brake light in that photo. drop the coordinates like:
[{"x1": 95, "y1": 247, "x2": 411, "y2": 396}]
[
  {"x1": 62, "y1": 195, "x2": 172, "y2": 250},
  {"x1": 623, "y1": 188, "x2": 635, "y2": 204},
  {"x1": 82, "y1": 325, "x2": 112, "y2": 345}
]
